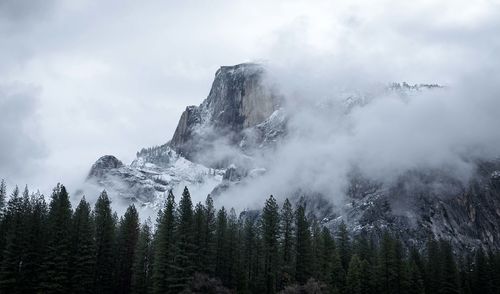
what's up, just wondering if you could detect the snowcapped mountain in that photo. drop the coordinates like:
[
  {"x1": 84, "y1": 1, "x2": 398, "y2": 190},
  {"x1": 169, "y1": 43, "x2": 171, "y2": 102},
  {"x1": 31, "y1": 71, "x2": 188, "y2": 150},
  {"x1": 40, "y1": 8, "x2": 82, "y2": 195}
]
[
  {"x1": 88, "y1": 146, "x2": 224, "y2": 208},
  {"x1": 87, "y1": 63, "x2": 282, "y2": 207},
  {"x1": 86, "y1": 63, "x2": 500, "y2": 251}
]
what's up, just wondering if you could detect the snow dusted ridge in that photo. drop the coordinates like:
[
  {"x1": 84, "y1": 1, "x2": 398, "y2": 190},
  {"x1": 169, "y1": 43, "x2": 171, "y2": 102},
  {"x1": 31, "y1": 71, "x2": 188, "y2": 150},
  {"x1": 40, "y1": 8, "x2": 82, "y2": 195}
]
[
  {"x1": 87, "y1": 145, "x2": 224, "y2": 209},
  {"x1": 86, "y1": 63, "x2": 441, "y2": 209},
  {"x1": 86, "y1": 62, "x2": 500, "y2": 251}
]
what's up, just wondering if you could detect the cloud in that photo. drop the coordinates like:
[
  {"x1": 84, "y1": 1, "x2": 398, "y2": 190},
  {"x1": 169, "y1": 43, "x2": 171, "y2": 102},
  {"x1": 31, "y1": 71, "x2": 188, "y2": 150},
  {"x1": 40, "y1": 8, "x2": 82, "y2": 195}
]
[
  {"x1": 215, "y1": 0, "x2": 500, "y2": 210},
  {"x1": 0, "y1": 0, "x2": 499, "y2": 213},
  {"x1": 0, "y1": 83, "x2": 47, "y2": 184}
]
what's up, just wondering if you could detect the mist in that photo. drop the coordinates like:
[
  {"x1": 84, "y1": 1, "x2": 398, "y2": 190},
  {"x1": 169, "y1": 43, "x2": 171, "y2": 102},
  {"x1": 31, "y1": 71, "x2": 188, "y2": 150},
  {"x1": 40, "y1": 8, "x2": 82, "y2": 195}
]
[
  {"x1": 215, "y1": 1, "x2": 500, "y2": 210},
  {"x1": 1, "y1": 0, "x2": 499, "y2": 217}
]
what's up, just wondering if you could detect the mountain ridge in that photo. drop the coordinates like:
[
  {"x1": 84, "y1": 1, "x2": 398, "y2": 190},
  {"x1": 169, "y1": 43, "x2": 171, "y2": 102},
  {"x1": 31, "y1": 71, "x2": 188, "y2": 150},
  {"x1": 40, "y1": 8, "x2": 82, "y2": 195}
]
[{"x1": 86, "y1": 62, "x2": 500, "y2": 252}]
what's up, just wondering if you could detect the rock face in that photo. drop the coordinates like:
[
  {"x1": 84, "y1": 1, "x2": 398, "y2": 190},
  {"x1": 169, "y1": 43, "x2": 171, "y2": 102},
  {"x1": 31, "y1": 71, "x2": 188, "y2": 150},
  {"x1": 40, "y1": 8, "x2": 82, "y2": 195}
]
[
  {"x1": 88, "y1": 144, "x2": 224, "y2": 205},
  {"x1": 320, "y1": 162, "x2": 500, "y2": 252},
  {"x1": 170, "y1": 63, "x2": 280, "y2": 160},
  {"x1": 87, "y1": 63, "x2": 279, "y2": 205},
  {"x1": 86, "y1": 62, "x2": 500, "y2": 252},
  {"x1": 88, "y1": 155, "x2": 124, "y2": 178}
]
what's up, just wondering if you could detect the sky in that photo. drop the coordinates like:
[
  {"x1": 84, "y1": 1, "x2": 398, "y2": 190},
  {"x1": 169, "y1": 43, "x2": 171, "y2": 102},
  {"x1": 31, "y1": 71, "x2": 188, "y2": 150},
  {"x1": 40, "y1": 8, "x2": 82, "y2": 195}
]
[{"x1": 1, "y1": 0, "x2": 499, "y2": 201}]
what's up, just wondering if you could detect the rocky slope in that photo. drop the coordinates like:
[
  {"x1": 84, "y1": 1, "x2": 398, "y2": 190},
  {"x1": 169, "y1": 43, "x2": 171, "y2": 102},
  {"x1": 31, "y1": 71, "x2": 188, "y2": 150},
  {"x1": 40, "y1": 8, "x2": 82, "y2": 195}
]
[
  {"x1": 170, "y1": 63, "x2": 282, "y2": 162},
  {"x1": 86, "y1": 62, "x2": 500, "y2": 251},
  {"x1": 322, "y1": 162, "x2": 500, "y2": 252}
]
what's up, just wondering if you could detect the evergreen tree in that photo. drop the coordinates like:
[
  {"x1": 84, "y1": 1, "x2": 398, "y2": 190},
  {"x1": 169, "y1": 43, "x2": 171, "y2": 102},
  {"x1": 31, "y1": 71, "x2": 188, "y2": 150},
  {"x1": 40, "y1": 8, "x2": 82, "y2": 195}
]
[
  {"x1": 393, "y1": 238, "x2": 408, "y2": 293},
  {"x1": 132, "y1": 221, "x2": 153, "y2": 294},
  {"x1": 93, "y1": 190, "x2": 116, "y2": 294},
  {"x1": 439, "y1": 240, "x2": 459, "y2": 294},
  {"x1": 359, "y1": 258, "x2": 372, "y2": 294},
  {"x1": 226, "y1": 208, "x2": 240, "y2": 289},
  {"x1": 330, "y1": 239, "x2": 345, "y2": 293},
  {"x1": 24, "y1": 191, "x2": 48, "y2": 292},
  {"x1": 202, "y1": 195, "x2": 217, "y2": 275},
  {"x1": 337, "y1": 221, "x2": 351, "y2": 272},
  {"x1": 71, "y1": 197, "x2": 95, "y2": 294},
  {"x1": 152, "y1": 190, "x2": 176, "y2": 294},
  {"x1": 241, "y1": 213, "x2": 259, "y2": 294},
  {"x1": 491, "y1": 252, "x2": 500, "y2": 294},
  {"x1": 0, "y1": 186, "x2": 28, "y2": 293},
  {"x1": 318, "y1": 227, "x2": 334, "y2": 288},
  {"x1": 346, "y1": 254, "x2": 362, "y2": 294},
  {"x1": 294, "y1": 200, "x2": 312, "y2": 284},
  {"x1": 425, "y1": 238, "x2": 442, "y2": 294},
  {"x1": 0, "y1": 179, "x2": 5, "y2": 216},
  {"x1": 192, "y1": 202, "x2": 205, "y2": 272},
  {"x1": 472, "y1": 249, "x2": 493, "y2": 294},
  {"x1": 116, "y1": 205, "x2": 140, "y2": 294},
  {"x1": 261, "y1": 195, "x2": 280, "y2": 294},
  {"x1": 0, "y1": 179, "x2": 6, "y2": 273},
  {"x1": 407, "y1": 260, "x2": 425, "y2": 294},
  {"x1": 457, "y1": 254, "x2": 473, "y2": 294},
  {"x1": 170, "y1": 187, "x2": 195, "y2": 292},
  {"x1": 377, "y1": 232, "x2": 398, "y2": 294},
  {"x1": 42, "y1": 184, "x2": 73, "y2": 293},
  {"x1": 310, "y1": 218, "x2": 323, "y2": 281},
  {"x1": 279, "y1": 198, "x2": 295, "y2": 288},
  {"x1": 215, "y1": 207, "x2": 229, "y2": 284}
]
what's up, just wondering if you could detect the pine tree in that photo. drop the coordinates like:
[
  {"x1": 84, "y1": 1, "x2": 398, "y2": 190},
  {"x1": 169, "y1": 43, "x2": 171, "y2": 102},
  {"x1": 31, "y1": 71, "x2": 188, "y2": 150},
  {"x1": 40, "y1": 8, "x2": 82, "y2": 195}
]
[
  {"x1": 131, "y1": 221, "x2": 153, "y2": 294},
  {"x1": 330, "y1": 239, "x2": 345, "y2": 293},
  {"x1": 318, "y1": 227, "x2": 334, "y2": 288},
  {"x1": 170, "y1": 187, "x2": 195, "y2": 292},
  {"x1": 279, "y1": 198, "x2": 295, "y2": 289},
  {"x1": 425, "y1": 238, "x2": 442, "y2": 294},
  {"x1": 17, "y1": 186, "x2": 36, "y2": 292},
  {"x1": 294, "y1": 200, "x2": 312, "y2": 284},
  {"x1": 24, "y1": 191, "x2": 48, "y2": 292},
  {"x1": 377, "y1": 231, "x2": 398, "y2": 294},
  {"x1": 0, "y1": 186, "x2": 28, "y2": 293},
  {"x1": 457, "y1": 254, "x2": 473, "y2": 294},
  {"x1": 71, "y1": 197, "x2": 95, "y2": 294},
  {"x1": 241, "y1": 212, "x2": 259, "y2": 293},
  {"x1": 115, "y1": 204, "x2": 140, "y2": 294},
  {"x1": 215, "y1": 207, "x2": 229, "y2": 284},
  {"x1": 473, "y1": 249, "x2": 492, "y2": 294},
  {"x1": 0, "y1": 179, "x2": 7, "y2": 274},
  {"x1": 406, "y1": 260, "x2": 425, "y2": 294},
  {"x1": 42, "y1": 184, "x2": 73, "y2": 293},
  {"x1": 394, "y1": 238, "x2": 408, "y2": 293},
  {"x1": 359, "y1": 258, "x2": 372, "y2": 294},
  {"x1": 261, "y1": 195, "x2": 280, "y2": 294},
  {"x1": 310, "y1": 218, "x2": 323, "y2": 281},
  {"x1": 439, "y1": 240, "x2": 459, "y2": 294},
  {"x1": 192, "y1": 202, "x2": 206, "y2": 272},
  {"x1": 491, "y1": 252, "x2": 500, "y2": 294},
  {"x1": 346, "y1": 254, "x2": 362, "y2": 294},
  {"x1": 337, "y1": 221, "x2": 351, "y2": 272},
  {"x1": 93, "y1": 190, "x2": 116, "y2": 294},
  {"x1": 202, "y1": 195, "x2": 217, "y2": 275},
  {"x1": 226, "y1": 208, "x2": 240, "y2": 289},
  {"x1": 0, "y1": 179, "x2": 5, "y2": 217},
  {"x1": 152, "y1": 190, "x2": 176, "y2": 294}
]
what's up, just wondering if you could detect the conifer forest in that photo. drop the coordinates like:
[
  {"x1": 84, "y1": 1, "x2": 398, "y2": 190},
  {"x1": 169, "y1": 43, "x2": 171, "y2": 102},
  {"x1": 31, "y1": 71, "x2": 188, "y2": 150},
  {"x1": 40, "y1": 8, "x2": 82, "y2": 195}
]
[{"x1": 0, "y1": 180, "x2": 499, "y2": 294}]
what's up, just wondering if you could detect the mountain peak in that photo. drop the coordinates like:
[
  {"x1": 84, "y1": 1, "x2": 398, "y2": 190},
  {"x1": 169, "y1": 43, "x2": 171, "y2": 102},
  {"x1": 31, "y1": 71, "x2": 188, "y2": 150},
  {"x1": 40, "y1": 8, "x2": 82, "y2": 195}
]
[
  {"x1": 88, "y1": 155, "x2": 124, "y2": 178},
  {"x1": 170, "y1": 62, "x2": 279, "y2": 159}
]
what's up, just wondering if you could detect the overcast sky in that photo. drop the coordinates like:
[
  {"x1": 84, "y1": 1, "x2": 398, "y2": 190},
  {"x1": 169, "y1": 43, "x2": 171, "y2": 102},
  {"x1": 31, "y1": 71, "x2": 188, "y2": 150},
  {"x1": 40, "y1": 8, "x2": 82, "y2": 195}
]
[{"x1": 0, "y1": 0, "x2": 498, "y2": 195}]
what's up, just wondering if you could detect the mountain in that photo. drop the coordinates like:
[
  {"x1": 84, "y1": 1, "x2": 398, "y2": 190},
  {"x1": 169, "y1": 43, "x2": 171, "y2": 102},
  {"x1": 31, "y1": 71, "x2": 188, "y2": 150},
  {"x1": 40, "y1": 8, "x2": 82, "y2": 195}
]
[
  {"x1": 87, "y1": 63, "x2": 500, "y2": 252},
  {"x1": 170, "y1": 63, "x2": 282, "y2": 161}
]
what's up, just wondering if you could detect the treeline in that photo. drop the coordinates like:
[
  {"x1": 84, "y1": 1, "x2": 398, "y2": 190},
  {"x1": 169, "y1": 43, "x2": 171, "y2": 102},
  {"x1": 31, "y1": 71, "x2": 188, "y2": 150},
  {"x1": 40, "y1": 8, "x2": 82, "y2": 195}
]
[{"x1": 0, "y1": 180, "x2": 499, "y2": 294}]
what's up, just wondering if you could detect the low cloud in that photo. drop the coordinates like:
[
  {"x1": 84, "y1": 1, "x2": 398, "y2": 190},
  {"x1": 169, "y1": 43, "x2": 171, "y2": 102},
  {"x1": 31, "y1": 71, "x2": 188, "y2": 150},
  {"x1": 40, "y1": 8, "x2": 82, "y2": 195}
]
[
  {"x1": 215, "y1": 1, "x2": 500, "y2": 210},
  {"x1": 0, "y1": 83, "x2": 47, "y2": 185}
]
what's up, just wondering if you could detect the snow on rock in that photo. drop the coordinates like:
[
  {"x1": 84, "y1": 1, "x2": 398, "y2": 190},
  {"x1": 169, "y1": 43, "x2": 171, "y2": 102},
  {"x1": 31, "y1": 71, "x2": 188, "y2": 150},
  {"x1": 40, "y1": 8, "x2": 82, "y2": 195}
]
[{"x1": 87, "y1": 144, "x2": 225, "y2": 208}]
